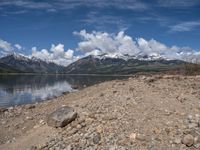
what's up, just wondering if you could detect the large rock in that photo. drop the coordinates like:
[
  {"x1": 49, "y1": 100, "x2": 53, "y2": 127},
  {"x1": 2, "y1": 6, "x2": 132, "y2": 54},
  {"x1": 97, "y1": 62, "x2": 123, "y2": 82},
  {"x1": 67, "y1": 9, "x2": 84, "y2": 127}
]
[
  {"x1": 182, "y1": 134, "x2": 194, "y2": 147},
  {"x1": 47, "y1": 106, "x2": 77, "y2": 128}
]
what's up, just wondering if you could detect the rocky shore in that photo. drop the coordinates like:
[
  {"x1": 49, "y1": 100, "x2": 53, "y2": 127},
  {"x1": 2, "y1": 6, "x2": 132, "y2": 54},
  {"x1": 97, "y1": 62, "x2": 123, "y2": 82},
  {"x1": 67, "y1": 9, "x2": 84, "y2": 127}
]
[{"x1": 1, "y1": 75, "x2": 200, "y2": 150}]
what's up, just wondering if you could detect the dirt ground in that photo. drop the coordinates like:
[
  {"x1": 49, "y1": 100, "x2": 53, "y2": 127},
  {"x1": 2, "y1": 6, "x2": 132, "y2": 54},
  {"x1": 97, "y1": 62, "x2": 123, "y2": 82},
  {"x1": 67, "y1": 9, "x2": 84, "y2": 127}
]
[{"x1": 1, "y1": 75, "x2": 200, "y2": 150}]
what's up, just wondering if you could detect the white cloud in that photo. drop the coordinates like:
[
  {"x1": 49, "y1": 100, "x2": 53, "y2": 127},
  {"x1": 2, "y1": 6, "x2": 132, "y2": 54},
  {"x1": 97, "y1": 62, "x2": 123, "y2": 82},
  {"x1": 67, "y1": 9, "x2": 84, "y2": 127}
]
[
  {"x1": 74, "y1": 30, "x2": 200, "y2": 62},
  {"x1": 170, "y1": 21, "x2": 200, "y2": 32},
  {"x1": 54, "y1": 0, "x2": 149, "y2": 11},
  {"x1": 14, "y1": 44, "x2": 22, "y2": 50},
  {"x1": 0, "y1": 0, "x2": 148, "y2": 13},
  {"x1": 0, "y1": 0, "x2": 52, "y2": 10},
  {"x1": 0, "y1": 39, "x2": 13, "y2": 52},
  {"x1": 31, "y1": 44, "x2": 77, "y2": 66},
  {"x1": 74, "y1": 30, "x2": 140, "y2": 55},
  {"x1": 65, "y1": 49, "x2": 74, "y2": 59},
  {"x1": 1, "y1": 30, "x2": 200, "y2": 66},
  {"x1": 157, "y1": 0, "x2": 200, "y2": 8}
]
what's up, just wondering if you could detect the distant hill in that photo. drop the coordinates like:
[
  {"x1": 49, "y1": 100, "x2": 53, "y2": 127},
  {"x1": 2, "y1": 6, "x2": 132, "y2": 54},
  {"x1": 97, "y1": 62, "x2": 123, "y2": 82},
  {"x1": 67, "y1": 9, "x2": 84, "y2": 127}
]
[
  {"x1": 0, "y1": 54, "x2": 65, "y2": 73},
  {"x1": 65, "y1": 54, "x2": 186, "y2": 74},
  {"x1": 0, "y1": 53, "x2": 191, "y2": 74},
  {"x1": 0, "y1": 62, "x2": 21, "y2": 73}
]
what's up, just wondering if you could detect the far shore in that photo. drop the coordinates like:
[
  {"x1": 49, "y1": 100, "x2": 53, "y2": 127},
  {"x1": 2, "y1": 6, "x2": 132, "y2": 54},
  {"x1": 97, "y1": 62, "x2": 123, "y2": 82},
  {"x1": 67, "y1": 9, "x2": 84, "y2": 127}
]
[{"x1": 0, "y1": 73, "x2": 137, "y2": 76}]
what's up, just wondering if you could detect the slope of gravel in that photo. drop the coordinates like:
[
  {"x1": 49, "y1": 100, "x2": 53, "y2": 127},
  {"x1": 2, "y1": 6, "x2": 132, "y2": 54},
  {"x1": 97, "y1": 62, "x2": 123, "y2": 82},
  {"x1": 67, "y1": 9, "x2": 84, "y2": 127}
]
[{"x1": 0, "y1": 75, "x2": 200, "y2": 150}]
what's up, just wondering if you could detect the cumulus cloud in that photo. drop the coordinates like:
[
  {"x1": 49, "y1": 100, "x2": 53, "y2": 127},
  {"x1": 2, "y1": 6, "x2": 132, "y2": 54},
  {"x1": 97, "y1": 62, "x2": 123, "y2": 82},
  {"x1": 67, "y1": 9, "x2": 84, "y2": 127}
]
[
  {"x1": 31, "y1": 44, "x2": 77, "y2": 66},
  {"x1": 1, "y1": 30, "x2": 200, "y2": 66},
  {"x1": 14, "y1": 44, "x2": 22, "y2": 50},
  {"x1": 0, "y1": 39, "x2": 13, "y2": 52},
  {"x1": 73, "y1": 30, "x2": 139, "y2": 55},
  {"x1": 74, "y1": 30, "x2": 200, "y2": 62}
]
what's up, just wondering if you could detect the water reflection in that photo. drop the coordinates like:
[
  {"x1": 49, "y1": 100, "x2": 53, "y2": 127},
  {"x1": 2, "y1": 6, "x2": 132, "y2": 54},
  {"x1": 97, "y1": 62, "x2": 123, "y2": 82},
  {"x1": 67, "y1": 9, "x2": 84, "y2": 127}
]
[{"x1": 0, "y1": 75, "x2": 128, "y2": 108}]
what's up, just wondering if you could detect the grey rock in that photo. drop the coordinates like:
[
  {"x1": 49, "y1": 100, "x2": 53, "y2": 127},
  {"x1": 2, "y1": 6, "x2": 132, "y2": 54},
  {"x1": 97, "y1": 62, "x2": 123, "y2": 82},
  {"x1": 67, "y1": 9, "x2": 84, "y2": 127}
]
[
  {"x1": 25, "y1": 104, "x2": 36, "y2": 109},
  {"x1": 0, "y1": 108, "x2": 8, "y2": 113},
  {"x1": 187, "y1": 115, "x2": 193, "y2": 123},
  {"x1": 93, "y1": 133, "x2": 101, "y2": 144},
  {"x1": 181, "y1": 134, "x2": 194, "y2": 147},
  {"x1": 47, "y1": 106, "x2": 77, "y2": 128}
]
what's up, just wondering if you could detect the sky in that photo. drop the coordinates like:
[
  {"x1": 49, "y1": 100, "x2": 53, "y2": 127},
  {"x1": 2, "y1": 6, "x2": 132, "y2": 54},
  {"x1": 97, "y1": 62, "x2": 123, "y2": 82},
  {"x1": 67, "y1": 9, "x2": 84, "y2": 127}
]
[{"x1": 0, "y1": 0, "x2": 200, "y2": 66}]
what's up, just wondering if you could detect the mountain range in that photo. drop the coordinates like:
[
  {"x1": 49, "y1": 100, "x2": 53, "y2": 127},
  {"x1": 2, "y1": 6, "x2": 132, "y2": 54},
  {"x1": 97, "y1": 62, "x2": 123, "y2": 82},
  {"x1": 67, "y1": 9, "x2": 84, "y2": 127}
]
[
  {"x1": 0, "y1": 53, "x2": 186, "y2": 74},
  {"x1": 0, "y1": 54, "x2": 65, "y2": 73}
]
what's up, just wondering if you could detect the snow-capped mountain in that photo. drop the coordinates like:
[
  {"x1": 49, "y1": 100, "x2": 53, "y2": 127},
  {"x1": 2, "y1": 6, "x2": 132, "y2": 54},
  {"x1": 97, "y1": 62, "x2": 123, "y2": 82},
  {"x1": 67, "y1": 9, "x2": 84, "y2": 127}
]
[
  {"x1": 65, "y1": 54, "x2": 186, "y2": 74},
  {"x1": 0, "y1": 53, "x2": 190, "y2": 74},
  {"x1": 91, "y1": 52, "x2": 174, "y2": 61},
  {"x1": 0, "y1": 54, "x2": 65, "y2": 73}
]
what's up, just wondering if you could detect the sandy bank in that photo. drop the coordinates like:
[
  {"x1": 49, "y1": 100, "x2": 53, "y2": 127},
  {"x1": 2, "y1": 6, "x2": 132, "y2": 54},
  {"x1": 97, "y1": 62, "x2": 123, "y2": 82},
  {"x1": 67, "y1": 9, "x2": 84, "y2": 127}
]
[{"x1": 0, "y1": 75, "x2": 200, "y2": 150}]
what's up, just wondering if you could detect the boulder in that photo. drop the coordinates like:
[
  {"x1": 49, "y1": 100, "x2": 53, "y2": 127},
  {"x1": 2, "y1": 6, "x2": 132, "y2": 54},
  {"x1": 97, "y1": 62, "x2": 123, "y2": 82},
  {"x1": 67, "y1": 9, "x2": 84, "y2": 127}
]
[
  {"x1": 47, "y1": 106, "x2": 77, "y2": 128},
  {"x1": 182, "y1": 134, "x2": 194, "y2": 147}
]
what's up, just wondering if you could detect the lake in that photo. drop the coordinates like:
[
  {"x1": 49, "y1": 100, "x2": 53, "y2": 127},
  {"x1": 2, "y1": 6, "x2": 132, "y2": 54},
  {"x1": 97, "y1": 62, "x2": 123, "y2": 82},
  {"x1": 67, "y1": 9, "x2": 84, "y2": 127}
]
[{"x1": 0, "y1": 74, "x2": 129, "y2": 108}]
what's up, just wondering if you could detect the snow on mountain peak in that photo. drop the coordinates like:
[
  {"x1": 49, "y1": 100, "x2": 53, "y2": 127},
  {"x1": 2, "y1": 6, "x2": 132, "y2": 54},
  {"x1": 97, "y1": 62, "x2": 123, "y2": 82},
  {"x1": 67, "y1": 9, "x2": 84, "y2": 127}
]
[{"x1": 92, "y1": 53, "x2": 165, "y2": 61}]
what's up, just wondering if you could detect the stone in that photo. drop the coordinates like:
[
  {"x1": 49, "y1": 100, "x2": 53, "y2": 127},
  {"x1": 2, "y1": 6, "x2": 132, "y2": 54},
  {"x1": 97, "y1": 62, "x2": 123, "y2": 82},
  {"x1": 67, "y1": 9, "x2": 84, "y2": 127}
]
[
  {"x1": 0, "y1": 108, "x2": 8, "y2": 113},
  {"x1": 93, "y1": 133, "x2": 101, "y2": 144},
  {"x1": 174, "y1": 138, "x2": 181, "y2": 144},
  {"x1": 47, "y1": 106, "x2": 77, "y2": 128},
  {"x1": 8, "y1": 106, "x2": 14, "y2": 110},
  {"x1": 26, "y1": 116, "x2": 33, "y2": 120},
  {"x1": 194, "y1": 143, "x2": 200, "y2": 149},
  {"x1": 188, "y1": 123, "x2": 198, "y2": 129},
  {"x1": 181, "y1": 134, "x2": 194, "y2": 147},
  {"x1": 129, "y1": 133, "x2": 136, "y2": 141},
  {"x1": 194, "y1": 136, "x2": 199, "y2": 144},
  {"x1": 71, "y1": 85, "x2": 79, "y2": 89},
  {"x1": 76, "y1": 124, "x2": 82, "y2": 129},
  {"x1": 146, "y1": 77, "x2": 156, "y2": 83},
  {"x1": 23, "y1": 104, "x2": 35, "y2": 109},
  {"x1": 136, "y1": 134, "x2": 148, "y2": 141},
  {"x1": 187, "y1": 115, "x2": 193, "y2": 123},
  {"x1": 29, "y1": 145, "x2": 37, "y2": 150},
  {"x1": 39, "y1": 119, "x2": 45, "y2": 125},
  {"x1": 109, "y1": 145, "x2": 118, "y2": 150}
]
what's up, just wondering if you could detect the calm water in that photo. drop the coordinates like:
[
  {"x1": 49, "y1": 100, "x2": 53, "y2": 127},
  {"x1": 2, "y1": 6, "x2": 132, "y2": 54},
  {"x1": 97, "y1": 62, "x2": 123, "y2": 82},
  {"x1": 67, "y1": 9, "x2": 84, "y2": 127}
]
[{"x1": 0, "y1": 75, "x2": 129, "y2": 108}]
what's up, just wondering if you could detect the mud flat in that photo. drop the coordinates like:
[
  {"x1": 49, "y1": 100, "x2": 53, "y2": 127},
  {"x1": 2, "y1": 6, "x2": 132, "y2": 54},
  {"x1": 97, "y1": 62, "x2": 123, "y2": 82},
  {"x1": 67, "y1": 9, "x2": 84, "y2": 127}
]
[{"x1": 1, "y1": 75, "x2": 200, "y2": 150}]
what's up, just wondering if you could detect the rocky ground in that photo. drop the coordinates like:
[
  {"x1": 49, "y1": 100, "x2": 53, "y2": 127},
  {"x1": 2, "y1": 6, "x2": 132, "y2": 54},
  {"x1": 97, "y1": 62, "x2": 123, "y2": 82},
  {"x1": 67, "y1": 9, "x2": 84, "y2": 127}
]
[{"x1": 0, "y1": 75, "x2": 200, "y2": 150}]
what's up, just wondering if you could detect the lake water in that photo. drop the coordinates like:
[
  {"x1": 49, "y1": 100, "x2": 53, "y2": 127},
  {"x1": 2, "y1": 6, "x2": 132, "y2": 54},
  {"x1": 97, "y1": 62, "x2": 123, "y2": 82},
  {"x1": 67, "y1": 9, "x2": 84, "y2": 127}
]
[{"x1": 0, "y1": 75, "x2": 129, "y2": 108}]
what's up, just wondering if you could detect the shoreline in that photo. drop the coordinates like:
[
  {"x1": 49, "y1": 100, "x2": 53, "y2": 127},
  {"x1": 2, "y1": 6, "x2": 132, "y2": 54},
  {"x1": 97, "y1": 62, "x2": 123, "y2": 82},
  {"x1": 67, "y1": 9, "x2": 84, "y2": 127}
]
[
  {"x1": 1, "y1": 74, "x2": 200, "y2": 149},
  {"x1": 0, "y1": 73, "x2": 136, "y2": 76}
]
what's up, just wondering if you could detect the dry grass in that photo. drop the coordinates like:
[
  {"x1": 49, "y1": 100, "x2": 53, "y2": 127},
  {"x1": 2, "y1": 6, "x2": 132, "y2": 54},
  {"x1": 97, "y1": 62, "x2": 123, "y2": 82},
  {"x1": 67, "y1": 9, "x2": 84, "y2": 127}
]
[{"x1": 184, "y1": 63, "x2": 200, "y2": 75}]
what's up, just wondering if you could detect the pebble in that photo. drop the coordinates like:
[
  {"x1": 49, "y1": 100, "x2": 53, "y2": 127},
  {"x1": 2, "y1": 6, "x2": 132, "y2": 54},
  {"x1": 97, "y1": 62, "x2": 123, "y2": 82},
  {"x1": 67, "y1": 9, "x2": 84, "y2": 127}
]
[
  {"x1": 1, "y1": 76, "x2": 200, "y2": 149},
  {"x1": 76, "y1": 124, "x2": 82, "y2": 129},
  {"x1": 181, "y1": 134, "x2": 194, "y2": 147},
  {"x1": 174, "y1": 138, "x2": 181, "y2": 144},
  {"x1": 194, "y1": 143, "x2": 200, "y2": 149},
  {"x1": 26, "y1": 116, "x2": 33, "y2": 120},
  {"x1": 129, "y1": 133, "x2": 136, "y2": 141},
  {"x1": 136, "y1": 134, "x2": 148, "y2": 141},
  {"x1": 93, "y1": 133, "x2": 101, "y2": 144},
  {"x1": 188, "y1": 123, "x2": 198, "y2": 129}
]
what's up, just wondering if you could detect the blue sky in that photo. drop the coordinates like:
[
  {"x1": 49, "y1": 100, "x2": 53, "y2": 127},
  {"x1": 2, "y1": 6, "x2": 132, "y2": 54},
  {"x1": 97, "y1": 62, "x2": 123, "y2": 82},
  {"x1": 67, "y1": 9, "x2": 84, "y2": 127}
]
[{"x1": 0, "y1": 0, "x2": 200, "y2": 65}]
